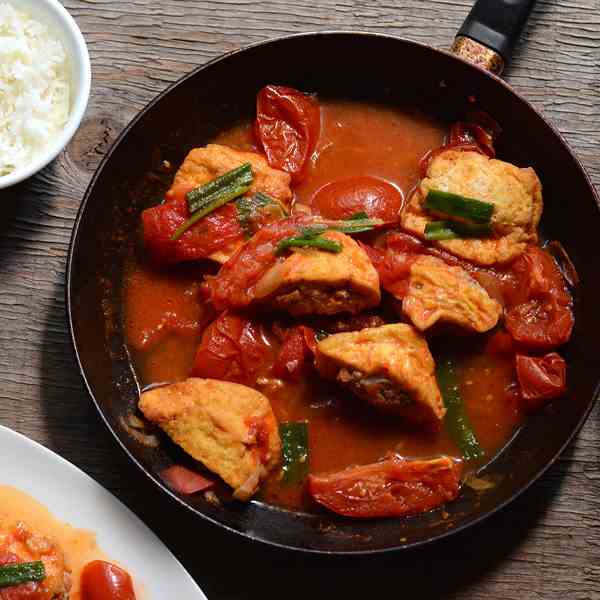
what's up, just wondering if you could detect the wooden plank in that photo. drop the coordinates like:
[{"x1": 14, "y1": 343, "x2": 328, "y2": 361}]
[{"x1": 0, "y1": 0, "x2": 598, "y2": 598}]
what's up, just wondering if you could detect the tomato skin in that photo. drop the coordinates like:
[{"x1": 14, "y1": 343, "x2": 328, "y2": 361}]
[
  {"x1": 449, "y1": 122, "x2": 495, "y2": 157},
  {"x1": 311, "y1": 176, "x2": 403, "y2": 221},
  {"x1": 272, "y1": 325, "x2": 316, "y2": 381},
  {"x1": 419, "y1": 119, "x2": 496, "y2": 177},
  {"x1": 142, "y1": 184, "x2": 243, "y2": 265},
  {"x1": 80, "y1": 561, "x2": 136, "y2": 600},
  {"x1": 254, "y1": 85, "x2": 320, "y2": 183},
  {"x1": 191, "y1": 312, "x2": 273, "y2": 385},
  {"x1": 505, "y1": 246, "x2": 574, "y2": 350},
  {"x1": 160, "y1": 465, "x2": 213, "y2": 495},
  {"x1": 515, "y1": 353, "x2": 566, "y2": 411},
  {"x1": 308, "y1": 455, "x2": 462, "y2": 518},
  {"x1": 360, "y1": 232, "x2": 424, "y2": 299}
]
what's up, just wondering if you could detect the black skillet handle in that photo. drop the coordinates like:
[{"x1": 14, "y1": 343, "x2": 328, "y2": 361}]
[{"x1": 452, "y1": 0, "x2": 536, "y2": 76}]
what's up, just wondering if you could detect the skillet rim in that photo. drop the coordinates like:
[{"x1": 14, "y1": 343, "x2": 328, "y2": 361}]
[{"x1": 66, "y1": 30, "x2": 600, "y2": 555}]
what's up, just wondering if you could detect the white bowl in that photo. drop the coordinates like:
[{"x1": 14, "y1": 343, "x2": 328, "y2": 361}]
[{"x1": 0, "y1": 0, "x2": 91, "y2": 189}]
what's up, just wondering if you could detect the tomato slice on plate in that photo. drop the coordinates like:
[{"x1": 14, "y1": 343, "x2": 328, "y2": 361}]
[
  {"x1": 311, "y1": 176, "x2": 403, "y2": 221},
  {"x1": 254, "y1": 85, "x2": 321, "y2": 184},
  {"x1": 80, "y1": 561, "x2": 136, "y2": 600}
]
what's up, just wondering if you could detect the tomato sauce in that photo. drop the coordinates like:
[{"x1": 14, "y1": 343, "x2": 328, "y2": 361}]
[{"x1": 123, "y1": 100, "x2": 525, "y2": 512}]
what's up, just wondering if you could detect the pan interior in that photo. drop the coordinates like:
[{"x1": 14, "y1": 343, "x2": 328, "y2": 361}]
[{"x1": 67, "y1": 33, "x2": 600, "y2": 553}]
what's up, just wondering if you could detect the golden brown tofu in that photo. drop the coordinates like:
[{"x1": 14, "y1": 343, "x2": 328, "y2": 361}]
[
  {"x1": 315, "y1": 324, "x2": 445, "y2": 426},
  {"x1": 139, "y1": 378, "x2": 281, "y2": 500},
  {"x1": 402, "y1": 150, "x2": 543, "y2": 265},
  {"x1": 252, "y1": 230, "x2": 381, "y2": 316},
  {"x1": 403, "y1": 256, "x2": 502, "y2": 332},
  {"x1": 0, "y1": 521, "x2": 71, "y2": 599},
  {"x1": 172, "y1": 144, "x2": 293, "y2": 264},
  {"x1": 173, "y1": 144, "x2": 292, "y2": 207}
]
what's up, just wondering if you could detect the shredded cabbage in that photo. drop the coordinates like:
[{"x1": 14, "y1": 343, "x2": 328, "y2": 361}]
[{"x1": 0, "y1": 3, "x2": 70, "y2": 177}]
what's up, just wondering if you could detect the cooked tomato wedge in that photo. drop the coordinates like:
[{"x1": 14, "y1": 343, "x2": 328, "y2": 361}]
[
  {"x1": 254, "y1": 85, "x2": 321, "y2": 184},
  {"x1": 505, "y1": 246, "x2": 574, "y2": 350},
  {"x1": 191, "y1": 311, "x2": 274, "y2": 385},
  {"x1": 142, "y1": 184, "x2": 244, "y2": 265},
  {"x1": 311, "y1": 176, "x2": 403, "y2": 221},
  {"x1": 360, "y1": 232, "x2": 424, "y2": 299},
  {"x1": 419, "y1": 119, "x2": 497, "y2": 176},
  {"x1": 273, "y1": 325, "x2": 317, "y2": 381},
  {"x1": 515, "y1": 353, "x2": 567, "y2": 411},
  {"x1": 308, "y1": 455, "x2": 462, "y2": 518},
  {"x1": 160, "y1": 465, "x2": 213, "y2": 495},
  {"x1": 205, "y1": 215, "x2": 315, "y2": 311},
  {"x1": 80, "y1": 561, "x2": 136, "y2": 600},
  {"x1": 449, "y1": 121, "x2": 495, "y2": 157}
]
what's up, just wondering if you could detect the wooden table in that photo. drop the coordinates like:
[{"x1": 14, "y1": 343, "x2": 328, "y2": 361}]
[{"x1": 1, "y1": 1, "x2": 599, "y2": 598}]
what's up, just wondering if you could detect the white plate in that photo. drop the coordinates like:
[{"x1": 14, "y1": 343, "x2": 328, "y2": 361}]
[{"x1": 0, "y1": 425, "x2": 207, "y2": 600}]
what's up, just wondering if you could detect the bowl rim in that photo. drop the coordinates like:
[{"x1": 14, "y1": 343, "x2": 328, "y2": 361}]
[
  {"x1": 0, "y1": 0, "x2": 92, "y2": 190},
  {"x1": 67, "y1": 30, "x2": 600, "y2": 555}
]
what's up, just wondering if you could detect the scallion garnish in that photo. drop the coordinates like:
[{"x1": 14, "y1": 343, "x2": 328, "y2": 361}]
[
  {"x1": 329, "y1": 217, "x2": 383, "y2": 234},
  {"x1": 276, "y1": 235, "x2": 343, "y2": 255},
  {"x1": 347, "y1": 211, "x2": 369, "y2": 220},
  {"x1": 0, "y1": 561, "x2": 46, "y2": 588},
  {"x1": 171, "y1": 163, "x2": 254, "y2": 241},
  {"x1": 424, "y1": 189, "x2": 494, "y2": 224},
  {"x1": 280, "y1": 422, "x2": 309, "y2": 485},
  {"x1": 425, "y1": 220, "x2": 492, "y2": 241},
  {"x1": 187, "y1": 163, "x2": 253, "y2": 213},
  {"x1": 436, "y1": 355, "x2": 484, "y2": 461},
  {"x1": 236, "y1": 192, "x2": 287, "y2": 238}
]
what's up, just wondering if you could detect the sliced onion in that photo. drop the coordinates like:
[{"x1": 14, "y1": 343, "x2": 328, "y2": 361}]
[
  {"x1": 546, "y1": 240, "x2": 580, "y2": 288},
  {"x1": 119, "y1": 415, "x2": 159, "y2": 448},
  {"x1": 464, "y1": 473, "x2": 497, "y2": 491}
]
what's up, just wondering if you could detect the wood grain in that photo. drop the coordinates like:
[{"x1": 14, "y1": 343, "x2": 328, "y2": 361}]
[{"x1": 1, "y1": 1, "x2": 599, "y2": 598}]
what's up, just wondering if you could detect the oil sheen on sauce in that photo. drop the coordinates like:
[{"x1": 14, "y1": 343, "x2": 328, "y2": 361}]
[
  {"x1": 0, "y1": 486, "x2": 108, "y2": 600},
  {"x1": 123, "y1": 100, "x2": 524, "y2": 511}
]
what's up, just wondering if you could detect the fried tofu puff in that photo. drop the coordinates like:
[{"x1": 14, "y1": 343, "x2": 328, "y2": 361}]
[
  {"x1": 173, "y1": 144, "x2": 292, "y2": 263},
  {"x1": 139, "y1": 378, "x2": 281, "y2": 500},
  {"x1": 315, "y1": 324, "x2": 445, "y2": 426},
  {"x1": 0, "y1": 521, "x2": 71, "y2": 599},
  {"x1": 252, "y1": 230, "x2": 381, "y2": 316},
  {"x1": 403, "y1": 256, "x2": 502, "y2": 333},
  {"x1": 402, "y1": 150, "x2": 543, "y2": 265}
]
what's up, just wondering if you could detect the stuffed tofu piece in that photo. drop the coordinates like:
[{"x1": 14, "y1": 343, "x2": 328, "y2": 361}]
[
  {"x1": 0, "y1": 521, "x2": 71, "y2": 599},
  {"x1": 403, "y1": 255, "x2": 502, "y2": 333},
  {"x1": 315, "y1": 324, "x2": 445, "y2": 426},
  {"x1": 402, "y1": 149, "x2": 543, "y2": 265},
  {"x1": 143, "y1": 144, "x2": 292, "y2": 266},
  {"x1": 173, "y1": 143, "x2": 292, "y2": 208},
  {"x1": 139, "y1": 378, "x2": 281, "y2": 500},
  {"x1": 252, "y1": 230, "x2": 381, "y2": 316},
  {"x1": 174, "y1": 144, "x2": 292, "y2": 264}
]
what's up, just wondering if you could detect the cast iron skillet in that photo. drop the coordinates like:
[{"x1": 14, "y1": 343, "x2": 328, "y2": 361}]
[{"x1": 67, "y1": 0, "x2": 600, "y2": 554}]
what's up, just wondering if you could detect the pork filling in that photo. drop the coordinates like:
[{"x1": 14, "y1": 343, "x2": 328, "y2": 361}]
[
  {"x1": 337, "y1": 368, "x2": 413, "y2": 412},
  {"x1": 273, "y1": 285, "x2": 366, "y2": 316}
]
